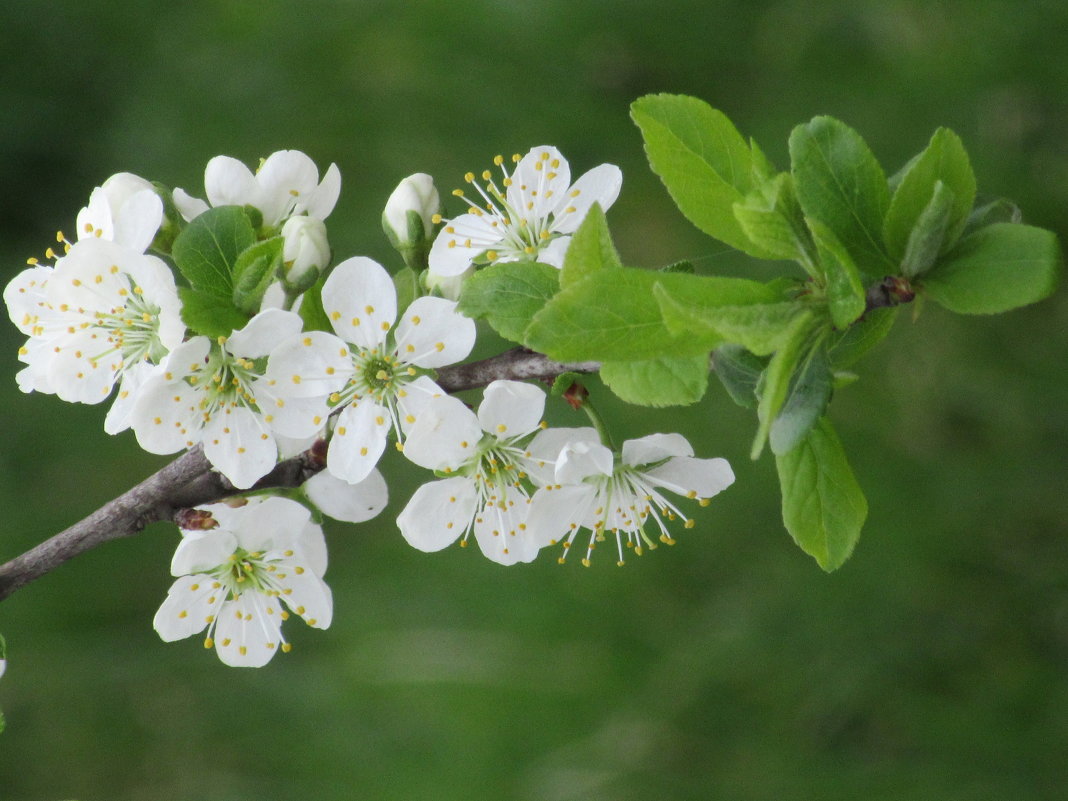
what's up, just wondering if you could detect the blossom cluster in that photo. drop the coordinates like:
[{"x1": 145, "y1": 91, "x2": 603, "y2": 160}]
[{"x1": 4, "y1": 146, "x2": 735, "y2": 667}]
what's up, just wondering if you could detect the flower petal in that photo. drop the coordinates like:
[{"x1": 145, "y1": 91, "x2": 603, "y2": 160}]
[
  {"x1": 265, "y1": 330, "x2": 351, "y2": 399},
  {"x1": 472, "y1": 486, "x2": 539, "y2": 565},
  {"x1": 397, "y1": 476, "x2": 477, "y2": 553},
  {"x1": 105, "y1": 361, "x2": 161, "y2": 435},
  {"x1": 112, "y1": 189, "x2": 164, "y2": 253},
  {"x1": 277, "y1": 569, "x2": 333, "y2": 629},
  {"x1": 47, "y1": 330, "x2": 117, "y2": 404},
  {"x1": 202, "y1": 406, "x2": 277, "y2": 490},
  {"x1": 232, "y1": 496, "x2": 312, "y2": 553},
  {"x1": 536, "y1": 236, "x2": 571, "y2": 268},
  {"x1": 524, "y1": 426, "x2": 601, "y2": 486},
  {"x1": 204, "y1": 156, "x2": 261, "y2": 210},
  {"x1": 259, "y1": 388, "x2": 332, "y2": 440},
  {"x1": 508, "y1": 146, "x2": 570, "y2": 224},
  {"x1": 153, "y1": 574, "x2": 218, "y2": 642},
  {"x1": 551, "y1": 163, "x2": 623, "y2": 234},
  {"x1": 321, "y1": 256, "x2": 397, "y2": 350},
  {"x1": 213, "y1": 594, "x2": 284, "y2": 667},
  {"x1": 4, "y1": 265, "x2": 53, "y2": 334},
  {"x1": 305, "y1": 468, "x2": 388, "y2": 524},
  {"x1": 130, "y1": 372, "x2": 201, "y2": 455},
  {"x1": 402, "y1": 394, "x2": 482, "y2": 471},
  {"x1": 477, "y1": 380, "x2": 545, "y2": 440},
  {"x1": 302, "y1": 162, "x2": 341, "y2": 220},
  {"x1": 525, "y1": 484, "x2": 598, "y2": 549},
  {"x1": 394, "y1": 296, "x2": 476, "y2": 368},
  {"x1": 171, "y1": 529, "x2": 239, "y2": 576},
  {"x1": 642, "y1": 455, "x2": 736, "y2": 499},
  {"x1": 395, "y1": 375, "x2": 447, "y2": 433},
  {"x1": 327, "y1": 400, "x2": 389, "y2": 483},
  {"x1": 226, "y1": 309, "x2": 304, "y2": 358},
  {"x1": 256, "y1": 150, "x2": 321, "y2": 226},
  {"x1": 172, "y1": 188, "x2": 210, "y2": 221},
  {"x1": 621, "y1": 432, "x2": 694, "y2": 467},
  {"x1": 295, "y1": 519, "x2": 330, "y2": 577},
  {"x1": 427, "y1": 213, "x2": 496, "y2": 277},
  {"x1": 555, "y1": 439, "x2": 614, "y2": 485}
]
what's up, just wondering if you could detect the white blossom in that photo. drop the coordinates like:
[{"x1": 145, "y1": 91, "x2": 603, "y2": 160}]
[
  {"x1": 130, "y1": 309, "x2": 326, "y2": 489},
  {"x1": 4, "y1": 238, "x2": 184, "y2": 433},
  {"x1": 265, "y1": 256, "x2": 475, "y2": 484},
  {"x1": 397, "y1": 380, "x2": 552, "y2": 565},
  {"x1": 428, "y1": 145, "x2": 622, "y2": 278},
  {"x1": 173, "y1": 149, "x2": 341, "y2": 229},
  {"x1": 525, "y1": 432, "x2": 735, "y2": 565},
  {"x1": 153, "y1": 496, "x2": 332, "y2": 668}
]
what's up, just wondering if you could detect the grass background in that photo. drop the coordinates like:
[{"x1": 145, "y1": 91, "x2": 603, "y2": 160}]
[{"x1": 1, "y1": 1, "x2": 1067, "y2": 799}]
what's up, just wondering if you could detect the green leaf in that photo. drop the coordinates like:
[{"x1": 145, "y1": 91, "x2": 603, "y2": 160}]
[
  {"x1": 733, "y1": 173, "x2": 819, "y2": 273},
  {"x1": 921, "y1": 223, "x2": 1062, "y2": 314},
  {"x1": 231, "y1": 236, "x2": 283, "y2": 315},
  {"x1": 827, "y1": 307, "x2": 898, "y2": 368},
  {"x1": 298, "y1": 270, "x2": 333, "y2": 333},
  {"x1": 899, "y1": 180, "x2": 955, "y2": 278},
  {"x1": 171, "y1": 206, "x2": 256, "y2": 299},
  {"x1": 751, "y1": 307, "x2": 815, "y2": 457},
  {"x1": 807, "y1": 217, "x2": 866, "y2": 328},
  {"x1": 655, "y1": 281, "x2": 802, "y2": 356},
  {"x1": 560, "y1": 203, "x2": 621, "y2": 287},
  {"x1": 752, "y1": 309, "x2": 818, "y2": 459},
  {"x1": 884, "y1": 127, "x2": 976, "y2": 262},
  {"x1": 457, "y1": 261, "x2": 560, "y2": 343},
  {"x1": 526, "y1": 268, "x2": 781, "y2": 362},
  {"x1": 179, "y1": 286, "x2": 252, "y2": 338},
  {"x1": 749, "y1": 137, "x2": 776, "y2": 184},
  {"x1": 769, "y1": 341, "x2": 833, "y2": 455},
  {"x1": 789, "y1": 116, "x2": 893, "y2": 279},
  {"x1": 711, "y1": 344, "x2": 768, "y2": 408},
  {"x1": 599, "y1": 354, "x2": 709, "y2": 407},
  {"x1": 631, "y1": 94, "x2": 773, "y2": 257},
  {"x1": 776, "y1": 417, "x2": 867, "y2": 571}
]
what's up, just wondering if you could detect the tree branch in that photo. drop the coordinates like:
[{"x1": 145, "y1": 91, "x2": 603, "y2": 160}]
[{"x1": 0, "y1": 348, "x2": 600, "y2": 603}]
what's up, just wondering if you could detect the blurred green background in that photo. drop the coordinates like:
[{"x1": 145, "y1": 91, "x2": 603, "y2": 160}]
[{"x1": 2, "y1": 1, "x2": 1068, "y2": 799}]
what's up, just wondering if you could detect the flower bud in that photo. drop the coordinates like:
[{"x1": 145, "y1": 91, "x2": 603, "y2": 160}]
[
  {"x1": 281, "y1": 216, "x2": 330, "y2": 292},
  {"x1": 382, "y1": 173, "x2": 440, "y2": 270}
]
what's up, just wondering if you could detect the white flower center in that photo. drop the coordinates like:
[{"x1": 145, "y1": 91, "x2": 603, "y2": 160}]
[
  {"x1": 197, "y1": 546, "x2": 300, "y2": 654},
  {"x1": 330, "y1": 346, "x2": 418, "y2": 437},
  {"x1": 211, "y1": 546, "x2": 286, "y2": 598},
  {"x1": 189, "y1": 342, "x2": 264, "y2": 420},
  {"x1": 446, "y1": 151, "x2": 570, "y2": 261},
  {"x1": 91, "y1": 277, "x2": 168, "y2": 366},
  {"x1": 567, "y1": 463, "x2": 696, "y2": 567}
]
